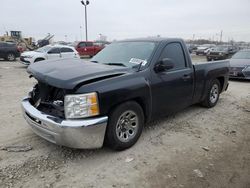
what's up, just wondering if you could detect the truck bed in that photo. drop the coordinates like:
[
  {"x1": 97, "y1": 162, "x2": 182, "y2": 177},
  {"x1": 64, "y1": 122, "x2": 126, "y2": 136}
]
[{"x1": 192, "y1": 60, "x2": 230, "y2": 104}]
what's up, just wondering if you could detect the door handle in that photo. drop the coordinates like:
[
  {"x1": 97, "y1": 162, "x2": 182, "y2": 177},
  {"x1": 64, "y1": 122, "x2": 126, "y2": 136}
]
[{"x1": 182, "y1": 74, "x2": 191, "y2": 81}]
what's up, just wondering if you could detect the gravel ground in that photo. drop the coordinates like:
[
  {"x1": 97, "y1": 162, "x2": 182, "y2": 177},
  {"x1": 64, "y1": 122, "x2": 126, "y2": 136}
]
[{"x1": 0, "y1": 58, "x2": 250, "y2": 188}]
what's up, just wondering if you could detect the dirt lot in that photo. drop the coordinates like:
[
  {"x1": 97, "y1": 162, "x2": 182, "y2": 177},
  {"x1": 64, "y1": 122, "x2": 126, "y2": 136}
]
[{"x1": 0, "y1": 59, "x2": 250, "y2": 188}]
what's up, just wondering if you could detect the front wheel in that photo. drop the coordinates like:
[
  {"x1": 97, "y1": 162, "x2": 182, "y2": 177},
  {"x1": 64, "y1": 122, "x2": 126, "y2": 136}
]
[
  {"x1": 201, "y1": 79, "x2": 221, "y2": 108},
  {"x1": 105, "y1": 101, "x2": 144, "y2": 150}
]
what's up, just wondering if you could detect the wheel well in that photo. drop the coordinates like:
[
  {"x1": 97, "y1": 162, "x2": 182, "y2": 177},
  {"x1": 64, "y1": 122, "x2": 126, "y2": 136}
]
[
  {"x1": 108, "y1": 98, "x2": 148, "y2": 123},
  {"x1": 216, "y1": 77, "x2": 224, "y2": 92},
  {"x1": 34, "y1": 58, "x2": 45, "y2": 62},
  {"x1": 133, "y1": 97, "x2": 148, "y2": 122}
]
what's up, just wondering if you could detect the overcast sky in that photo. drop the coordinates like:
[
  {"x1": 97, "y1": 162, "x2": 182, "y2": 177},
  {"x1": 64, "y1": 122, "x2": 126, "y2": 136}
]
[{"x1": 1, "y1": 0, "x2": 250, "y2": 42}]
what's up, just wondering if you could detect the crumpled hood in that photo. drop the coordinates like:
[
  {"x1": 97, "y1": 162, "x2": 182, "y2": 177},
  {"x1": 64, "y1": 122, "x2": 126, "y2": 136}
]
[
  {"x1": 230, "y1": 59, "x2": 250, "y2": 68},
  {"x1": 27, "y1": 58, "x2": 130, "y2": 89}
]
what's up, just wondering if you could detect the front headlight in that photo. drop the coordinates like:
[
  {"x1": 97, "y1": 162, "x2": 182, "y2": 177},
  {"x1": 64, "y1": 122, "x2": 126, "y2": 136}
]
[
  {"x1": 219, "y1": 52, "x2": 223, "y2": 56},
  {"x1": 64, "y1": 92, "x2": 99, "y2": 119}
]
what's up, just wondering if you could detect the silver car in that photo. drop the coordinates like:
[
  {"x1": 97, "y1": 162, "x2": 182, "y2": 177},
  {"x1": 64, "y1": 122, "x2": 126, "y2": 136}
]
[{"x1": 229, "y1": 49, "x2": 250, "y2": 80}]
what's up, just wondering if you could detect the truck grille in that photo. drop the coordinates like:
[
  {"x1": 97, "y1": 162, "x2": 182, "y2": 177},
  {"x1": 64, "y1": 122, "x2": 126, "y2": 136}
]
[{"x1": 30, "y1": 82, "x2": 67, "y2": 118}]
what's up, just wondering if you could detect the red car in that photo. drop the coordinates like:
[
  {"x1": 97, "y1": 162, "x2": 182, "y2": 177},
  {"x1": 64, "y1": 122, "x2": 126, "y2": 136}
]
[{"x1": 75, "y1": 41, "x2": 104, "y2": 57}]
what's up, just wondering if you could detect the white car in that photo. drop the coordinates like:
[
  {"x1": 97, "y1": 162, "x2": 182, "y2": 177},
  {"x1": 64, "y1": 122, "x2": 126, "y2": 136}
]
[{"x1": 20, "y1": 45, "x2": 80, "y2": 65}]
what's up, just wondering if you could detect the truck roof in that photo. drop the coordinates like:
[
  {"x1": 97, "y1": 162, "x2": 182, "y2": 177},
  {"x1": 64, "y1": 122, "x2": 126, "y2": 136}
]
[{"x1": 119, "y1": 37, "x2": 184, "y2": 43}]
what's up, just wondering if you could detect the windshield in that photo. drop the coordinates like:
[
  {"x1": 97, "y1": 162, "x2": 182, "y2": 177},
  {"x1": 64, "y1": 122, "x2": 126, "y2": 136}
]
[
  {"x1": 232, "y1": 51, "x2": 250, "y2": 59},
  {"x1": 91, "y1": 41, "x2": 156, "y2": 68},
  {"x1": 35, "y1": 46, "x2": 52, "y2": 53}
]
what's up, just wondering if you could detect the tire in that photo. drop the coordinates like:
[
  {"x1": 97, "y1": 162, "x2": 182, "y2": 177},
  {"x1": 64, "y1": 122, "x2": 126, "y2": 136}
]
[
  {"x1": 201, "y1": 79, "x2": 221, "y2": 108},
  {"x1": 34, "y1": 58, "x2": 45, "y2": 63},
  {"x1": 105, "y1": 101, "x2": 144, "y2": 150},
  {"x1": 6, "y1": 53, "x2": 16, "y2": 61}
]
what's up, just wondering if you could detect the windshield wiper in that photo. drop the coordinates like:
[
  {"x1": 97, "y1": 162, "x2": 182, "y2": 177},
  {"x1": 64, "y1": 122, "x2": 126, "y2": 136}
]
[{"x1": 105, "y1": 63, "x2": 126, "y2": 67}]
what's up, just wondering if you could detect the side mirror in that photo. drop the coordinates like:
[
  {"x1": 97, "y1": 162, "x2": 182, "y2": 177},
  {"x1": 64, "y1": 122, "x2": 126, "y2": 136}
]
[{"x1": 154, "y1": 58, "x2": 174, "y2": 72}]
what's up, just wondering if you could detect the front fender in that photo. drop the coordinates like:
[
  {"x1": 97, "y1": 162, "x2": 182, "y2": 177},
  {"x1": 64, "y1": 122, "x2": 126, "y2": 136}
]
[{"x1": 76, "y1": 73, "x2": 152, "y2": 122}]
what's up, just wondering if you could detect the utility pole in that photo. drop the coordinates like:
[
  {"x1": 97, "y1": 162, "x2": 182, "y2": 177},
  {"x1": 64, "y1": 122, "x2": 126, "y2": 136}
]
[
  {"x1": 80, "y1": 26, "x2": 83, "y2": 41},
  {"x1": 80, "y1": 0, "x2": 90, "y2": 41},
  {"x1": 220, "y1": 30, "x2": 223, "y2": 43}
]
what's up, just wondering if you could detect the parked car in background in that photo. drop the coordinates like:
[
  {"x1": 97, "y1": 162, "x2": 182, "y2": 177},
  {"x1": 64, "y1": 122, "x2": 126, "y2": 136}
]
[
  {"x1": 0, "y1": 42, "x2": 20, "y2": 61},
  {"x1": 196, "y1": 44, "x2": 216, "y2": 55},
  {"x1": 22, "y1": 38, "x2": 229, "y2": 150},
  {"x1": 94, "y1": 41, "x2": 111, "y2": 47},
  {"x1": 228, "y1": 46, "x2": 239, "y2": 55},
  {"x1": 207, "y1": 45, "x2": 239, "y2": 61},
  {"x1": 229, "y1": 49, "x2": 250, "y2": 79},
  {"x1": 206, "y1": 46, "x2": 230, "y2": 61},
  {"x1": 75, "y1": 41, "x2": 104, "y2": 57},
  {"x1": 20, "y1": 45, "x2": 79, "y2": 65},
  {"x1": 186, "y1": 43, "x2": 197, "y2": 53}
]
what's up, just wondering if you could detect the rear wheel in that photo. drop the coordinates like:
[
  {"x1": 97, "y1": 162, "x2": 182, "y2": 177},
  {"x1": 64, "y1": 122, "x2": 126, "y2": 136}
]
[
  {"x1": 6, "y1": 53, "x2": 16, "y2": 61},
  {"x1": 105, "y1": 101, "x2": 144, "y2": 150},
  {"x1": 201, "y1": 79, "x2": 221, "y2": 108}
]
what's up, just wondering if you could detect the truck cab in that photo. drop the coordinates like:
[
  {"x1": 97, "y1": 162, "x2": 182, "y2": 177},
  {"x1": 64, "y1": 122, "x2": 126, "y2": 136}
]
[{"x1": 22, "y1": 38, "x2": 229, "y2": 151}]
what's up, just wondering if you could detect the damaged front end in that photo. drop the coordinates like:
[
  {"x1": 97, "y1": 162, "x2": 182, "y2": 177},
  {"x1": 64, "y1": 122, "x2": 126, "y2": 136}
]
[
  {"x1": 21, "y1": 80, "x2": 108, "y2": 149},
  {"x1": 29, "y1": 81, "x2": 68, "y2": 119}
]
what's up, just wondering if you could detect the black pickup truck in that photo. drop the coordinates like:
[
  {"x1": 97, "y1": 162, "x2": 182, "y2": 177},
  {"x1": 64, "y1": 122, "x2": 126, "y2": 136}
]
[{"x1": 21, "y1": 38, "x2": 229, "y2": 150}]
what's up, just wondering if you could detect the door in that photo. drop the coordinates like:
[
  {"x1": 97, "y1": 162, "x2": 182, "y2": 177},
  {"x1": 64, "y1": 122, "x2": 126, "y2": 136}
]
[
  {"x1": 151, "y1": 42, "x2": 194, "y2": 117},
  {"x1": 77, "y1": 42, "x2": 86, "y2": 56},
  {"x1": 60, "y1": 47, "x2": 76, "y2": 58},
  {"x1": 47, "y1": 47, "x2": 61, "y2": 60},
  {"x1": 85, "y1": 42, "x2": 95, "y2": 56}
]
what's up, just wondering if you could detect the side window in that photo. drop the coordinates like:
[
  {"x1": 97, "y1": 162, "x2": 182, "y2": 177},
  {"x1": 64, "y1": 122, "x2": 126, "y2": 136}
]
[
  {"x1": 61, "y1": 47, "x2": 74, "y2": 53},
  {"x1": 78, "y1": 42, "x2": 86, "y2": 48},
  {"x1": 86, "y1": 42, "x2": 93, "y2": 47},
  {"x1": 48, "y1": 48, "x2": 60, "y2": 54},
  {"x1": 159, "y1": 43, "x2": 186, "y2": 70}
]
